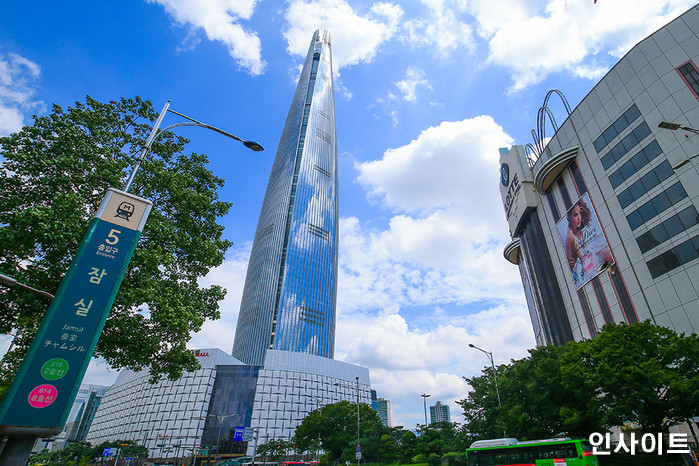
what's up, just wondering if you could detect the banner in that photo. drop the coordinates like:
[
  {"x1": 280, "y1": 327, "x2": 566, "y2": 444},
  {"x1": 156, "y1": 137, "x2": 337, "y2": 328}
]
[{"x1": 556, "y1": 193, "x2": 613, "y2": 289}]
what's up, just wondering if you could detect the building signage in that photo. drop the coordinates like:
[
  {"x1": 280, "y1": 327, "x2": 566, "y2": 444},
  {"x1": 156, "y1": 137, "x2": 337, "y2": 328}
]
[
  {"x1": 0, "y1": 188, "x2": 151, "y2": 435},
  {"x1": 498, "y1": 146, "x2": 537, "y2": 237},
  {"x1": 502, "y1": 172, "x2": 521, "y2": 218},
  {"x1": 556, "y1": 192, "x2": 613, "y2": 289},
  {"x1": 233, "y1": 426, "x2": 245, "y2": 442},
  {"x1": 500, "y1": 163, "x2": 509, "y2": 187}
]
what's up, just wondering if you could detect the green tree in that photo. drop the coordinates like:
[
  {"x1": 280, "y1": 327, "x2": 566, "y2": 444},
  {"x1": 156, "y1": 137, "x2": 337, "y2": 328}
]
[
  {"x1": 293, "y1": 400, "x2": 383, "y2": 461},
  {"x1": 377, "y1": 433, "x2": 399, "y2": 464},
  {"x1": 0, "y1": 96, "x2": 231, "y2": 396},
  {"x1": 87, "y1": 440, "x2": 148, "y2": 462},
  {"x1": 257, "y1": 439, "x2": 294, "y2": 463},
  {"x1": 498, "y1": 345, "x2": 603, "y2": 439},
  {"x1": 399, "y1": 430, "x2": 418, "y2": 463},
  {"x1": 458, "y1": 362, "x2": 509, "y2": 439},
  {"x1": 563, "y1": 321, "x2": 699, "y2": 433},
  {"x1": 459, "y1": 322, "x2": 698, "y2": 440}
]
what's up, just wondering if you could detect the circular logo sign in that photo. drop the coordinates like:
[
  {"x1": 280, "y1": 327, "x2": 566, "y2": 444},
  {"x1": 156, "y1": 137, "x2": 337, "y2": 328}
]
[
  {"x1": 28, "y1": 384, "x2": 58, "y2": 409},
  {"x1": 41, "y1": 358, "x2": 69, "y2": 381},
  {"x1": 500, "y1": 163, "x2": 510, "y2": 187}
]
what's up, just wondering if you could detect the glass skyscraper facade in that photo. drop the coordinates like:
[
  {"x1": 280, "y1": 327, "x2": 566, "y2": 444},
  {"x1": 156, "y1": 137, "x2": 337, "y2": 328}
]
[{"x1": 233, "y1": 29, "x2": 338, "y2": 366}]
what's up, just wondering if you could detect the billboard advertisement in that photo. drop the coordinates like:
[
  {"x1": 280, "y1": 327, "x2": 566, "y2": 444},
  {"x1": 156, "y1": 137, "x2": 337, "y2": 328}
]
[{"x1": 556, "y1": 193, "x2": 613, "y2": 289}]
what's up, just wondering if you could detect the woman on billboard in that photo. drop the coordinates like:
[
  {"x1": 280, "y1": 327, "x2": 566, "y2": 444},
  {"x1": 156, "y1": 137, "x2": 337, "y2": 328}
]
[{"x1": 564, "y1": 196, "x2": 613, "y2": 288}]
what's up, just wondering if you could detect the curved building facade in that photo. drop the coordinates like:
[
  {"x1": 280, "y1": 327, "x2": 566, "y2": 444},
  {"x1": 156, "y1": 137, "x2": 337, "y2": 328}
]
[
  {"x1": 500, "y1": 6, "x2": 699, "y2": 345},
  {"x1": 233, "y1": 30, "x2": 339, "y2": 365}
]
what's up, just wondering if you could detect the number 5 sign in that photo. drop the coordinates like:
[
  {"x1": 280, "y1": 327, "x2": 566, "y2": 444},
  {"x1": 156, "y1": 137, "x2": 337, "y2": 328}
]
[{"x1": 0, "y1": 188, "x2": 151, "y2": 436}]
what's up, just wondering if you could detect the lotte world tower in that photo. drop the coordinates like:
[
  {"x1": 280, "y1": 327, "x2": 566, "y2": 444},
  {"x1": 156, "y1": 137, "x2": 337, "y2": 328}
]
[
  {"x1": 87, "y1": 31, "x2": 373, "y2": 451},
  {"x1": 232, "y1": 29, "x2": 339, "y2": 366}
]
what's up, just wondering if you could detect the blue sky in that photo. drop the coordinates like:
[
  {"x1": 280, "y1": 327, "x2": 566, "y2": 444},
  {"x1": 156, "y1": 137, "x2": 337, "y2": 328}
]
[{"x1": 1, "y1": 0, "x2": 695, "y2": 430}]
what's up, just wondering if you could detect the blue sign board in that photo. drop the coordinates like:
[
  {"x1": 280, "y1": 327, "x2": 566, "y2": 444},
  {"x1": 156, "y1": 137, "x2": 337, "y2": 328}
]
[
  {"x1": 0, "y1": 189, "x2": 151, "y2": 435},
  {"x1": 233, "y1": 426, "x2": 245, "y2": 442},
  {"x1": 102, "y1": 447, "x2": 113, "y2": 457}
]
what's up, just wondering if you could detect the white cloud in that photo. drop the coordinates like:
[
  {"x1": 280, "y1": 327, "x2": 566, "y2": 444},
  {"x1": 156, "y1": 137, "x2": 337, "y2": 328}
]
[
  {"x1": 467, "y1": 0, "x2": 697, "y2": 92},
  {"x1": 284, "y1": 0, "x2": 403, "y2": 70},
  {"x1": 0, "y1": 52, "x2": 43, "y2": 136},
  {"x1": 395, "y1": 67, "x2": 433, "y2": 102},
  {"x1": 189, "y1": 243, "x2": 252, "y2": 350},
  {"x1": 403, "y1": 0, "x2": 475, "y2": 53},
  {"x1": 334, "y1": 305, "x2": 534, "y2": 427},
  {"x1": 148, "y1": 0, "x2": 266, "y2": 75},
  {"x1": 357, "y1": 116, "x2": 512, "y2": 214},
  {"x1": 332, "y1": 115, "x2": 537, "y2": 427},
  {"x1": 342, "y1": 115, "x2": 523, "y2": 312}
]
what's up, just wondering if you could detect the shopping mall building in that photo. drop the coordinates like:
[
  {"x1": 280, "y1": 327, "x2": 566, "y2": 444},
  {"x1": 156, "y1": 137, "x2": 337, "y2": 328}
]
[{"x1": 499, "y1": 5, "x2": 698, "y2": 346}]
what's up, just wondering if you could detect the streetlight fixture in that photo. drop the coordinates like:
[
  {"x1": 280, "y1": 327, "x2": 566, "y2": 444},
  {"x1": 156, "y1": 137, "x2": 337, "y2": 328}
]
[
  {"x1": 207, "y1": 413, "x2": 236, "y2": 458},
  {"x1": 657, "y1": 121, "x2": 699, "y2": 169},
  {"x1": 123, "y1": 100, "x2": 264, "y2": 193},
  {"x1": 468, "y1": 343, "x2": 505, "y2": 437},
  {"x1": 420, "y1": 394, "x2": 430, "y2": 427},
  {"x1": 658, "y1": 121, "x2": 699, "y2": 134},
  {"x1": 0, "y1": 273, "x2": 54, "y2": 357},
  {"x1": 0, "y1": 273, "x2": 54, "y2": 299}
]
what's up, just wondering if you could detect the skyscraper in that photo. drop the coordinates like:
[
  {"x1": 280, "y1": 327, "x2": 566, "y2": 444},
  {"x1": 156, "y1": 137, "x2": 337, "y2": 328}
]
[
  {"x1": 233, "y1": 29, "x2": 338, "y2": 366},
  {"x1": 86, "y1": 31, "x2": 374, "y2": 454}
]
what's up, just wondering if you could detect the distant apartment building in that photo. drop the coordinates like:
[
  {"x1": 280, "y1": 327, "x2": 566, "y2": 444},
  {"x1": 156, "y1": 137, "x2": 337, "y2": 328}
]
[
  {"x1": 430, "y1": 401, "x2": 451, "y2": 424},
  {"x1": 377, "y1": 398, "x2": 391, "y2": 427}
]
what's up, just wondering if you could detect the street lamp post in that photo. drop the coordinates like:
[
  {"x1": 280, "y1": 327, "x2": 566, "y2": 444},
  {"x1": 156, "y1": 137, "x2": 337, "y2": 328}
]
[
  {"x1": 420, "y1": 394, "x2": 430, "y2": 427},
  {"x1": 302, "y1": 395, "x2": 323, "y2": 461},
  {"x1": 122, "y1": 100, "x2": 264, "y2": 193},
  {"x1": 468, "y1": 343, "x2": 505, "y2": 437},
  {"x1": 207, "y1": 413, "x2": 235, "y2": 460}
]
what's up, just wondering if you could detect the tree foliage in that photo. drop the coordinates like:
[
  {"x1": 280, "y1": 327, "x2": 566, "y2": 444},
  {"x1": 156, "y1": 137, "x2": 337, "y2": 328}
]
[
  {"x1": 563, "y1": 321, "x2": 699, "y2": 433},
  {"x1": 292, "y1": 403, "x2": 473, "y2": 465},
  {"x1": 0, "y1": 96, "x2": 232, "y2": 396},
  {"x1": 256, "y1": 439, "x2": 295, "y2": 463},
  {"x1": 293, "y1": 400, "x2": 383, "y2": 461},
  {"x1": 28, "y1": 440, "x2": 148, "y2": 464},
  {"x1": 459, "y1": 322, "x2": 699, "y2": 440}
]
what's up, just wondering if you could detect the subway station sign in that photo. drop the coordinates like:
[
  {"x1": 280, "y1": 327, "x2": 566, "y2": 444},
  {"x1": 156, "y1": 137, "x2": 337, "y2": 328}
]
[{"x1": 0, "y1": 188, "x2": 151, "y2": 435}]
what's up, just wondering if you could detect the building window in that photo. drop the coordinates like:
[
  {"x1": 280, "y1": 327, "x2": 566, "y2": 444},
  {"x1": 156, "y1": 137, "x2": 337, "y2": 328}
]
[
  {"x1": 546, "y1": 191, "x2": 560, "y2": 222},
  {"x1": 608, "y1": 139, "x2": 662, "y2": 188},
  {"x1": 617, "y1": 161, "x2": 674, "y2": 209},
  {"x1": 636, "y1": 205, "x2": 699, "y2": 253},
  {"x1": 313, "y1": 164, "x2": 331, "y2": 177},
  {"x1": 677, "y1": 60, "x2": 699, "y2": 100},
  {"x1": 569, "y1": 161, "x2": 587, "y2": 196},
  {"x1": 601, "y1": 122, "x2": 652, "y2": 170},
  {"x1": 577, "y1": 290, "x2": 598, "y2": 338},
  {"x1": 594, "y1": 104, "x2": 641, "y2": 153},
  {"x1": 592, "y1": 277, "x2": 614, "y2": 324},
  {"x1": 608, "y1": 264, "x2": 639, "y2": 324},
  {"x1": 626, "y1": 182, "x2": 688, "y2": 230},
  {"x1": 557, "y1": 177, "x2": 573, "y2": 210},
  {"x1": 646, "y1": 234, "x2": 699, "y2": 279}
]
